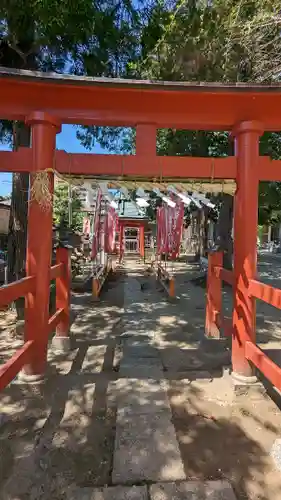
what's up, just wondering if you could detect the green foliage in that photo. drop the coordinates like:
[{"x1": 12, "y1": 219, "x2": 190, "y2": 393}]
[
  {"x1": 77, "y1": 126, "x2": 136, "y2": 154},
  {"x1": 219, "y1": 0, "x2": 281, "y2": 82},
  {"x1": 0, "y1": 195, "x2": 10, "y2": 202},
  {"x1": 76, "y1": 0, "x2": 281, "y2": 227},
  {"x1": 0, "y1": 0, "x2": 145, "y2": 143},
  {"x1": 0, "y1": 0, "x2": 95, "y2": 62},
  {"x1": 53, "y1": 183, "x2": 83, "y2": 232},
  {"x1": 134, "y1": 0, "x2": 281, "y2": 84},
  {"x1": 0, "y1": 0, "x2": 96, "y2": 143},
  {"x1": 259, "y1": 182, "x2": 281, "y2": 226},
  {"x1": 1, "y1": 0, "x2": 281, "y2": 229},
  {"x1": 157, "y1": 129, "x2": 231, "y2": 157}
]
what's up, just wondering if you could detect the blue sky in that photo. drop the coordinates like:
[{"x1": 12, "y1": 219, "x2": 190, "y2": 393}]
[{"x1": 0, "y1": 124, "x2": 105, "y2": 196}]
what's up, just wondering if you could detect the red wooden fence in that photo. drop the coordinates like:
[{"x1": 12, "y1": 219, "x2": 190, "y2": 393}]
[
  {"x1": 206, "y1": 251, "x2": 281, "y2": 391},
  {"x1": 0, "y1": 247, "x2": 70, "y2": 391}
]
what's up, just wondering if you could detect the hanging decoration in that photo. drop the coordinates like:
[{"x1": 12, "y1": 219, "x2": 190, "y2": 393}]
[
  {"x1": 30, "y1": 170, "x2": 53, "y2": 211},
  {"x1": 156, "y1": 198, "x2": 184, "y2": 258},
  {"x1": 83, "y1": 216, "x2": 91, "y2": 235},
  {"x1": 92, "y1": 178, "x2": 236, "y2": 195},
  {"x1": 91, "y1": 188, "x2": 102, "y2": 259},
  {"x1": 157, "y1": 206, "x2": 167, "y2": 254},
  {"x1": 105, "y1": 206, "x2": 118, "y2": 253},
  {"x1": 168, "y1": 199, "x2": 184, "y2": 259}
]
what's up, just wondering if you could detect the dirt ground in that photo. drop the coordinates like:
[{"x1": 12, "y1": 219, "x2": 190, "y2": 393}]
[
  {"x1": 169, "y1": 375, "x2": 281, "y2": 500},
  {"x1": 1, "y1": 256, "x2": 281, "y2": 499},
  {"x1": 0, "y1": 269, "x2": 125, "y2": 498}
]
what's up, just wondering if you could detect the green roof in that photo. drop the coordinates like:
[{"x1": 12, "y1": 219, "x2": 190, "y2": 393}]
[{"x1": 117, "y1": 199, "x2": 148, "y2": 220}]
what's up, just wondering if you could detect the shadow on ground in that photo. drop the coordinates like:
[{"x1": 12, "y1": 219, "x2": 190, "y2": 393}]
[{"x1": 0, "y1": 258, "x2": 281, "y2": 499}]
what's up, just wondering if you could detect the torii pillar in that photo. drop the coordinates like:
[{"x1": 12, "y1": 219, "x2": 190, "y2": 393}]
[
  {"x1": 232, "y1": 121, "x2": 263, "y2": 384},
  {"x1": 22, "y1": 112, "x2": 61, "y2": 381},
  {"x1": 139, "y1": 224, "x2": 145, "y2": 261},
  {"x1": 119, "y1": 221, "x2": 125, "y2": 263}
]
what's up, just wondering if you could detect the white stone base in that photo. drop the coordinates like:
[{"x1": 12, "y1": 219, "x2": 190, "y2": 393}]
[
  {"x1": 232, "y1": 372, "x2": 258, "y2": 385},
  {"x1": 16, "y1": 371, "x2": 45, "y2": 384},
  {"x1": 232, "y1": 371, "x2": 266, "y2": 397},
  {"x1": 51, "y1": 336, "x2": 72, "y2": 352}
]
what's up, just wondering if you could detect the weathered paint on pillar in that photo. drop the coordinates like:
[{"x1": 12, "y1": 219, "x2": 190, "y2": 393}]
[
  {"x1": 139, "y1": 225, "x2": 145, "y2": 260},
  {"x1": 24, "y1": 112, "x2": 61, "y2": 377},
  {"x1": 119, "y1": 222, "x2": 124, "y2": 262},
  {"x1": 205, "y1": 251, "x2": 223, "y2": 338},
  {"x1": 232, "y1": 121, "x2": 263, "y2": 378},
  {"x1": 92, "y1": 277, "x2": 99, "y2": 301},
  {"x1": 55, "y1": 246, "x2": 71, "y2": 338},
  {"x1": 169, "y1": 276, "x2": 175, "y2": 298}
]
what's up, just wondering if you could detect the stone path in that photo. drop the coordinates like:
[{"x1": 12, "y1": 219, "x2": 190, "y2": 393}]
[
  {"x1": 2, "y1": 259, "x2": 265, "y2": 499},
  {"x1": 109, "y1": 262, "x2": 236, "y2": 498},
  {"x1": 112, "y1": 269, "x2": 185, "y2": 484},
  {"x1": 69, "y1": 481, "x2": 237, "y2": 499}
]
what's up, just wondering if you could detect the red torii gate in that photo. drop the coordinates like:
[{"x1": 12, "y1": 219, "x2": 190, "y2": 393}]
[
  {"x1": 1, "y1": 67, "x2": 281, "y2": 389},
  {"x1": 117, "y1": 219, "x2": 147, "y2": 263}
]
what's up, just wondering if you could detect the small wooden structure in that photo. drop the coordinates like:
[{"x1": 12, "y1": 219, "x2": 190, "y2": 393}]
[
  {"x1": 116, "y1": 198, "x2": 148, "y2": 262},
  {"x1": 1, "y1": 68, "x2": 281, "y2": 390}
]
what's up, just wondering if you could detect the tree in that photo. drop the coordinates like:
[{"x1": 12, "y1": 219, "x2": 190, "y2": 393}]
[
  {"x1": 76, "y1": 0, "x2": 174, "y2": 151},
  {"x1": 219, "y1": 0, "x2": 281, "y2": 83},
  {"x1": 0, "y1": 0, "x2": 143, "y2": 318},
  {"x1": 0, "y1": 0, "x2": 96, "y2": 301},
  {"x1": 53, "y1": 183, "x2": 84, "y2": 233},
  {"x1": 77, "y1": 0, "x2": 281, "y2": 265}
]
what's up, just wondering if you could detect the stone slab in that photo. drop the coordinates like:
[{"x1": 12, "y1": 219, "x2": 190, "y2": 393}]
[
  {"x1": 68, "y1": 485, "x2": 148, "y2": 500},
  {"x1": 161, "y1": 349, "x2": 205, "y2": 372},
  {"x1": 81, "y1": 346, "x2": 107, "y2": 373},
  {"x1": 120, "y1": 333, "x2": 155, "y2": 345},
  {"x1": 164, "y1": 371, "x2": 213, "y2": 382},
  {"x1": 123, "y1": 334, "x2": 156, "y2": 345},
  {"x1": 119, "y1": 363, "x2": 163, "y2": 379},
  {"x1": 204, "y1": 481, "x2": 237, "y2": 499},
  {"x1": 150, "y1": 481, "x2": 204, "y2": 500},
  {"x1": 63, "y1": 384, "x2": 96, "y2": 419},
  {"x1": 120, "y1": 358, "x2": 162, "y2": 368},
  {"x1": 150, "y1": 481, "x2": 237, "y2": 500},
  {"x1": 112, "y1": 413, "x2": 185, "y2": 483},
  {"x1": 200, "y1": 336, "x2": 229, "y2": 353},
  {"x1": 113, "y1": 378, "x2": 170, "y2": 415},
  {"x1": 122, "y1": 345, "x2": 160, "y2": 358},
  {"x1": 123, "y1": 322, "x2": 156, "y2": 333},
  {"x1": 119, "y1": 361, "x2": 163, "y2": 378}
]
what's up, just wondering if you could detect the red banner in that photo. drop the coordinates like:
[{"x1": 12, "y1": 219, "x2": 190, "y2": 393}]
[
  {"x1": 168, "y1": 200, "x2": 184, "y2": 259},
  {"x1": 83, "y1": 217, "x2": 90, "y2": 235},
  {"x1": 105, "y1": 206, "x2": 118, "y2": 253},
  {"x1": 156, "y1": 199, "x2": 184, "y2": 258},
  {"x1": 91, "y1": 189, "x2": 102, "y2": 259}
]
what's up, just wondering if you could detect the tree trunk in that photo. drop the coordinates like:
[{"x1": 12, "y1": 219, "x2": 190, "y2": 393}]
[
  {"x1": 215, "y1": 193, "x2": 234, "y2": 270},
  {"x1": 194, "y1": 211, "x2": 201, "y2": 261},
  {"x1": 194, "y1": 208, "x2": 208, "y2": 260},
  {"x1": 2, "y1": 24, "x2": 37, "y2": 318},
  {"x1": 7, "y1": 123, "x2": 30, "y2": 318},
  {"x1": 199, "y1": 209, "x2": 205, "y2": 258}
]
